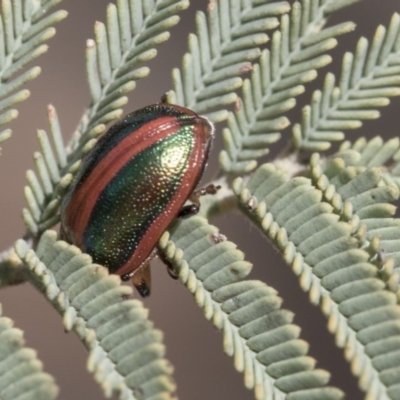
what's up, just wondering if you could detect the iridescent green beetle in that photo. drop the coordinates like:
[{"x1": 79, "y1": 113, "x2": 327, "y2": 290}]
[{"x1": 60, "y1": 103, "x2": 217, "y2": 297}]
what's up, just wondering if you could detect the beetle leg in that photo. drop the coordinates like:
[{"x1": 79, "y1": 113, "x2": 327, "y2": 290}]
[
  {"x1": 121, "y1": 248, "x2": 158, "y2": 297},
  {"x1": 178, "y1": 203, "x2": 200, "y2": 218},
  {"x1": 131, "y1": 264, "x2": 152, "y2": 297},
  {"x1": 166, "y1": 265, "x2": 179, "y2": 280},
  {"x1": 178, "y1": 183, "x2": 221, "y2": 218},
  {"x1": 157, "y1": 247, "x2": 179, "y2": 280},
  {"x1": 160, "y1": 92, "x2": 168, "y2": 103}
]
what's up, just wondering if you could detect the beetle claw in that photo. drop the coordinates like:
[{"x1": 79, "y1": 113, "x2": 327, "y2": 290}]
[
  {"x1": 178, "y1": 184, "x2": 221, "y2": 218},
  {"x1": 131, "y1": 263, "x2": 152, "y2": 298},
  {"x1": 135, "y1": 280, "x2": 151, "y2": 297},
  {"x1": 178, "y1": 204, "x2": 199, "y2": 218}
]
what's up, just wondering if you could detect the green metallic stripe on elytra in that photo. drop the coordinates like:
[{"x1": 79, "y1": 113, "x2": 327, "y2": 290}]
[
  {"x1": 74, "y1": 105, "x2": 193, "y2": 188},
  {"x1": 83, "y1": 125, "x2": 195, "y2": 273}
]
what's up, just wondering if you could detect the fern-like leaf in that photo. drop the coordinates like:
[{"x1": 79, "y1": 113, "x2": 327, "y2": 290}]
[
  {"x1": 15, "y1": 231, "x2": 176, "y2": 400},
  {"x1": 0, "y1": 303, "x2": 59, "y2": 400},
  {"x1": 70, "y1": 0, "x2": 189, "y2": 153},
  {"x1": 0, "y1": 126, "x2": 11, "y2": 145},
  {"x1": 219, "y1": 0, "x2": 358, "y2": 174},
  {"x1": 0, "y1": 0, "x2": 67, "y2": 141},
  {"x1": 0, "y1": 244, "x2": 26, "y2": 286},
  {"x1": 22, "y1": 0, "x2": 190, "y2": 236},
  {"x1": 234, "y1": 163, "x2": 400, "y2": 399},
  {"x1": 22, "y1": 105, "x2": 75, "y2": 234},
  {"x1": 311, "y1": 147, "x2": 400, "y2": 278},
  {"x1": 339, "y1": 135, "x2": 400, "y2": 189},
  {"x1": 165, "y1": 0, "x2": 290, "y2": 123},
  {"x1": 158, "y1": 216, "x2": 344, "y2": 400},
  {"x1": 293, "y1": 13, "x2": 400, "y2": 151}
]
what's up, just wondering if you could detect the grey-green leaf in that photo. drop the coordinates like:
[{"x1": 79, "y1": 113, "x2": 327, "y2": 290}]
[
  {"x1": 158, "y1": 216, "x2": 343, "y2": 400},
  {"x1": 220, "y1": 0, "x2": 357, "y2": 174},
  {"x1": 235, "y1": 162, "x2": 400, "y2": 398},
  {"x1": 0, "y1": 304, "x2": 59, "y2": 400},
  {"x1": 15, "y1": 231, "x2": 176, "y2": 400},
  {"x1": 293, "y1": 13, "x2": 400, "y2": 151}
]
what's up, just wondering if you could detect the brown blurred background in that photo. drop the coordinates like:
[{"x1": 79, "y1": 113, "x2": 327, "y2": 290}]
[{"x1": 0, "y1": 1, "x2": 400, "y2": 399}]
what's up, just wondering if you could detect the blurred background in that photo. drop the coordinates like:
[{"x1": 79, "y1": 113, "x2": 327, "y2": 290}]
[{"x1": 0, "y1": 0, "x2": 400, "y2": 399}]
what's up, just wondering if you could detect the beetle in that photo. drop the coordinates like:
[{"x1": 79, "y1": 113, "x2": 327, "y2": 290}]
[{"x1": 60, "y1": 103, "x2": 218, "y2": 297}]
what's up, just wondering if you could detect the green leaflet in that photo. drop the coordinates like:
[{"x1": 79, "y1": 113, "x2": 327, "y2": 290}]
[
  {"x1": 0, "y1": 245, "x2": 25, "y2": 287},
  {"x1": 22, "y1": 106, "x2": 76, "y2": 235},
  {"x1": 234, "y1": 163, "x2": 400, "y2": 399},
  {"x1": 311, "y1": 148, "x2": 400, "y2": 279},
  {"x1": 15, "y1": 232, "x2": 176, "y2": 400},
  {"x1": 158, "y1": 216, "x2": 343, "y2": 400},
  {"x1": 293, "y1": 13, "x2": 400, "y2": 151},
  {"x1": 71, "y1": 0, "x2": 189, "y2": 153},
  {"x1": 339, "y1": 135, "x2": 400, "y2": 189},
  {"x1": 0, "y1": 304, "x2": 59, "y2": 400},
  {"x1": 166, "y1": 0, "x2": 290, "y2": 123},
  {"x1": 0, "y1": 0, "x2": 67, "y2": 144},
  {"x1": 219, "y1": 0, "x2": 358, "y2": 174},
  {"x1": 0, "y1": 127, "x2": 11, "y2": 145}
]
